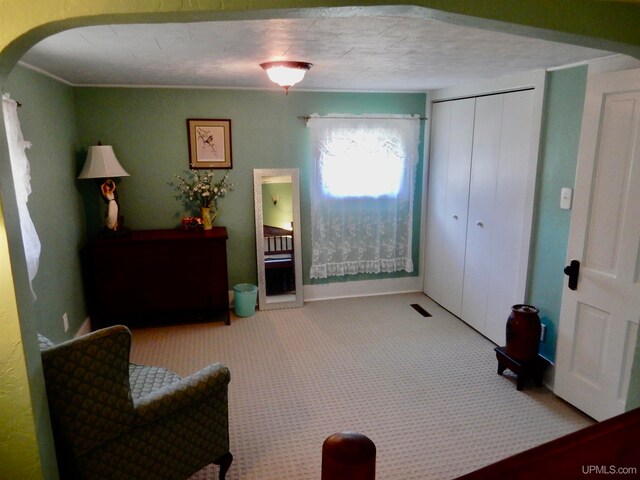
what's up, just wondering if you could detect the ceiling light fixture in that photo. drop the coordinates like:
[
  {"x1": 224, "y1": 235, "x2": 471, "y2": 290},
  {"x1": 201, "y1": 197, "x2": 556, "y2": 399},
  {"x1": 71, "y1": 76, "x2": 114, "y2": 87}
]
[{"x1": 260, "y1": 61, "x2": 313, "y2": 94}]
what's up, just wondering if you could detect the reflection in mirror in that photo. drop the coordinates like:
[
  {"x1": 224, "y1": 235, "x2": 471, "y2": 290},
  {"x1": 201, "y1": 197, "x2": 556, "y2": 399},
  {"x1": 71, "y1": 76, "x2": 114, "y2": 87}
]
[{"x1": 253, "y1": 169, "x2": 303, "y2": 310}]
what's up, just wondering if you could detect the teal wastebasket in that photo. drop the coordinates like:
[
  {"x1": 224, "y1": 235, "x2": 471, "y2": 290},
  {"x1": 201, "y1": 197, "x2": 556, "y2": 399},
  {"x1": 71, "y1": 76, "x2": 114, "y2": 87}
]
[{"x1": 233, "y1": 283, "x2": 258, "y2": 317}]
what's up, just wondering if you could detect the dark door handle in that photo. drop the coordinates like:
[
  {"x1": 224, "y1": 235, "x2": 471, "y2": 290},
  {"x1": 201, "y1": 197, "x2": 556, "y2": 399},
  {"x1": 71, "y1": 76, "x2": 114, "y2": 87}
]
[{"x1": 564, "y1": 260, "x2": 580, "y2": 290}]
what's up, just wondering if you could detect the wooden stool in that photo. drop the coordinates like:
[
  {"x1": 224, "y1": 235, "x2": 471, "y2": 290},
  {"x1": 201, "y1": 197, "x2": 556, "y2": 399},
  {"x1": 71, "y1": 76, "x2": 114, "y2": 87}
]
[
  {"x1": 494, "y1": 346, "x2": 550, "y2": 391},
  {"x1": 322, "y1": 432, "x2": 376, "y2": 480}
]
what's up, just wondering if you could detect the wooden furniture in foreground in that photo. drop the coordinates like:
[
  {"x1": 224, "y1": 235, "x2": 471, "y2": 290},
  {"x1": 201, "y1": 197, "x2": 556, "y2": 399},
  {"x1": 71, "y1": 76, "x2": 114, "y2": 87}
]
[
  {"x1": 455, "y1": 407, "x2": 640, "y2": 480},
  {"x1": 494, "y1": 346, "x2": 550, "y2": 391},
  {"x1": 322, "y1": 432, "x2": 376, "y2": 480},
  {"x1": 86, "y1": 227, "x2": 230, "y2": 327}
]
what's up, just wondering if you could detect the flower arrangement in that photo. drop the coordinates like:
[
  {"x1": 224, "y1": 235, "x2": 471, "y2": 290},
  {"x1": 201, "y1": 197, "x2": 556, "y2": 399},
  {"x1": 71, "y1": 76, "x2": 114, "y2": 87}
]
[
  {"x1": 181, "y1": 216, "x2": 204, "y2": 231},
  {"x1": 170, "y1": 169, "x2": 234, "y2": 212}
]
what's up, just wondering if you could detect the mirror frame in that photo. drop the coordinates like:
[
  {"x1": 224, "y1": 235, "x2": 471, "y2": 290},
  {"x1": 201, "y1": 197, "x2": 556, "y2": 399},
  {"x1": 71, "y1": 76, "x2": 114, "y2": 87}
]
[{"x1": 253, "y1": 168, "x2": 303, "y2": 310}]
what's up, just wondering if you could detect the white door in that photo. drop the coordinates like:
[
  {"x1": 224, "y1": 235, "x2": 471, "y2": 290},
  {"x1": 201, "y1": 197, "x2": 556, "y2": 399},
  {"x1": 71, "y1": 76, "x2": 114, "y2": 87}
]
[
  {"x1": 424, "y1": 98, "x2": 475, "y2": 316},
  {"x1": 461, "y1": 94, "x2": 502, "y2": 333},
  {"x1": 424, "y1": 101, "x2": 453, "y2": 305},
  {"x1": 462, "y1": 90, "x2": 536, "y2": 344},
  {"x1": 484, "y1": 89, "x2": 536, "y2": 344},
  {"x1": 555, "y1": 68, "x2": 640, "y2": 421}
]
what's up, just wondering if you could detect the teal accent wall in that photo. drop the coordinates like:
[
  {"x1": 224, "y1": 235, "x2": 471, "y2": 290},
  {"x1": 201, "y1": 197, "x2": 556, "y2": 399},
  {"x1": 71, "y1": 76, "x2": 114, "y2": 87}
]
[
  {"x1": 526, "y1": 66, "x2": 587, "y2": 363},
  {"x1": 73, "y1": 87, "x2": 426, "y2": 287}
]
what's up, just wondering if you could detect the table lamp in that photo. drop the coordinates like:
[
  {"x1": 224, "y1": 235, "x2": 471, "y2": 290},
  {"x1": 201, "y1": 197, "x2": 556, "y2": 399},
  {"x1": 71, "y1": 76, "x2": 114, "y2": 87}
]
[{"x1": 78, "y1": 143, "x2": 130, "y2": 233}]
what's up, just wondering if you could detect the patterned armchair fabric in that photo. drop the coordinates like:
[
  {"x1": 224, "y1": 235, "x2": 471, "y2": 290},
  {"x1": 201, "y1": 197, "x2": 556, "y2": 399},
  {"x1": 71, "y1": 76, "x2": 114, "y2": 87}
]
[{"x1": 39, "y1": 325, "x2": 232, "y2": 480}]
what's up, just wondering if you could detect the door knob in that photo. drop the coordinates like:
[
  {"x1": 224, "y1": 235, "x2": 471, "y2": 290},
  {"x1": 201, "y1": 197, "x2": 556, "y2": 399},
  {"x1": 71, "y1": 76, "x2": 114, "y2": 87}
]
[
  {"x1": 476, "y1": 221, "x2": 484, "y2": 227},
  {"x1": 452, "y1": 214, "x2": 458, "y2": 220},
  {"x1": 563, "y1": 260, "x2": 580, "y2": 290}
]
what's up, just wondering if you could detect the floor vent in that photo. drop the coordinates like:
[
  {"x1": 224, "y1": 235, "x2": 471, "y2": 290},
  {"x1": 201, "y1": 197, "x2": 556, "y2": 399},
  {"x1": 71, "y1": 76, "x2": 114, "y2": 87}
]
[{"x1": 410, "y1": 304, "x2": 432, "y2": 317}]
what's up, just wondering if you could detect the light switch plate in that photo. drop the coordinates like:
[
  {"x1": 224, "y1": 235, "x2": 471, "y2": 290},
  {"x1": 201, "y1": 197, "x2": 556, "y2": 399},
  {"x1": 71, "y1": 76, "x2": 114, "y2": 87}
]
[{"x1": 560, "y1": 187, "x2": 573, "y2": 210}]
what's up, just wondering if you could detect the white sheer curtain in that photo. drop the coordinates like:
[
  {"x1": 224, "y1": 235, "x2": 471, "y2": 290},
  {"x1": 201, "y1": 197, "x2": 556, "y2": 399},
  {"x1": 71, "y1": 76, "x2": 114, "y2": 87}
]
[
  {"x1": 2, "y1": 94, "x2": 41, "y2": 298},
  {"x1": 309, "y1": 114, "x2": 420, "y2": 279}
]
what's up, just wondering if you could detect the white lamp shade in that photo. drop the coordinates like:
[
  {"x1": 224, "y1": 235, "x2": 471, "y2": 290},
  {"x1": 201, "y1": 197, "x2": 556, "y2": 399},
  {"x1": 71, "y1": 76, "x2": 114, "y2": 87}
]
[{"x1": 78, "y1": 145, "x2": 130, "y2": 179}]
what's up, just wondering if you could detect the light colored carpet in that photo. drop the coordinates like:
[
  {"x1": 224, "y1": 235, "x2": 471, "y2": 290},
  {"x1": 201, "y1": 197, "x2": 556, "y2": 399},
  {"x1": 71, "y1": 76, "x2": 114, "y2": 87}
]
[{"x1": 128, "y1": 292, "x2": 594, "y2": 479}]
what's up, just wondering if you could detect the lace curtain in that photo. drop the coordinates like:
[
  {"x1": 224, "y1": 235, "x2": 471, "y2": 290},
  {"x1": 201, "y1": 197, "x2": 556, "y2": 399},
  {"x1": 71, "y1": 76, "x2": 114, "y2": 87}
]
[
  {"x1": 2, "y1": 94, "x2": 41, "y2": 298},
  {"x1": 309, "y1": 114, "x2": 420, "y2": 279}
]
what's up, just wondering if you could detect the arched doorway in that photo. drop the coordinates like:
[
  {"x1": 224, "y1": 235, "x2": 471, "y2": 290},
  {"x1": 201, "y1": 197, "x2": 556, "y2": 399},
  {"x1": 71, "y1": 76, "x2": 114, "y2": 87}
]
[{"x1": 1, "y1": 3, "x2": 639, "y2": 479}]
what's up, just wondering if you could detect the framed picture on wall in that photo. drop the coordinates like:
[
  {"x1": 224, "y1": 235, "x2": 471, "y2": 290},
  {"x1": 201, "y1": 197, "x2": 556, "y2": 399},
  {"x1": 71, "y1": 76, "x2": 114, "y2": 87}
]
[{"x1": 187, "y1": 118, "x2": 233, "y2": 169}]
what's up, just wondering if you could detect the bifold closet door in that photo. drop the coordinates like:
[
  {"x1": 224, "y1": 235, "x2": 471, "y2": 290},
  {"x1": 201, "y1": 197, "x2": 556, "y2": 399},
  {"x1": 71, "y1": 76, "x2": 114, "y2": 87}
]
[
  {"x1": 424, "y1": 98, "x2": 475, "y2": 316},
  {"x1": 461, "y1": 94, "x2": 502, "y2": 334},
  {"x1": 461, "y1": 89, "x2": 536, "y2": 345}
]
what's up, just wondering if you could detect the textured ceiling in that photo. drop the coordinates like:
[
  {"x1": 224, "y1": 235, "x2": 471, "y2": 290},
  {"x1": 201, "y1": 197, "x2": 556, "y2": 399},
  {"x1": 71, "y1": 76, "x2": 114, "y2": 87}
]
[{"x1": 20, "y1": 15, "x2": 613, "y2": 92}]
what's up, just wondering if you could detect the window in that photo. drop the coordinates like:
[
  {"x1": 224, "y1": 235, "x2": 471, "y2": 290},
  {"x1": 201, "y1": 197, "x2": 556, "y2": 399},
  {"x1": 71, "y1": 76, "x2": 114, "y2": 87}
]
[
  {"x1": 308, "y1": 114, "x2": 420, "y2": 279},
  {"x1": 320, "y1": 127, "x2": 405, "y2": 198}
]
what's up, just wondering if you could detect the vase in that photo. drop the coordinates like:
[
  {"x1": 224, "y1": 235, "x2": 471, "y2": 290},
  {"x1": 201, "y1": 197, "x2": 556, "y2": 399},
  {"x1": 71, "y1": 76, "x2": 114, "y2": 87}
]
[
  {"x1": 201, "y1": 207, "x2": 212, "y2": 230},
  {"x1": 505, "y1": 304, "x2": 541, "y2": 361}
]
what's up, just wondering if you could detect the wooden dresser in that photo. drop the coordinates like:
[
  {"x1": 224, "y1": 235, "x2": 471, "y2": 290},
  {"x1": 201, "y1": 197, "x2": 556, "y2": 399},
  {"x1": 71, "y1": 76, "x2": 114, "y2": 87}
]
[{"x1": 86, "y1": 227, "x2": 230, "y2": 327}]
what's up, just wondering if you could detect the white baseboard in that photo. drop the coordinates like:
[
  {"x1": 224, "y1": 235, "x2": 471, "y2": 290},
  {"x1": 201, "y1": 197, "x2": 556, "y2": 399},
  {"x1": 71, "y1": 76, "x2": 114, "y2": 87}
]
[{"x1": 304, "y1": 276, "x2": 422, "y2": 302}]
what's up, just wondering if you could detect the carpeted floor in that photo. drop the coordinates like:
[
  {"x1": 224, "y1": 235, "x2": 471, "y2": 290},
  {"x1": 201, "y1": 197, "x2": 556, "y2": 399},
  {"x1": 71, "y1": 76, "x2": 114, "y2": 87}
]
[{"x1": 128, "y1": 292, "x2": 594, "y2": 479}]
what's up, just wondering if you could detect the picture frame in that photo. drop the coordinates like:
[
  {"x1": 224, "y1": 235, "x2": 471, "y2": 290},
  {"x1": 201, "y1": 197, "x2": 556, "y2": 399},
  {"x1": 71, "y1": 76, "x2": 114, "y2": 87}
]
[{"x1": 187, "y1": 118, "x2": 233, "y2": 169}]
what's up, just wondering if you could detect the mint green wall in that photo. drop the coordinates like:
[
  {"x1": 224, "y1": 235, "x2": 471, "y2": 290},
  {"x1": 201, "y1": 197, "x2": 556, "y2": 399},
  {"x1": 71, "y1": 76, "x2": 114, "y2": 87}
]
[
  {"x1": 526, "y1": 66, "x2": 587, "y2": 362},
  {"x1": 73, "y1": 87, "x2": 426, "y2": 287},
  {"x1": 5, "y1": 66, "x2": 87, "y2": 343},
  {"x1": 3, "y1": 64, "x2": 85, "y2": 479},
  {"x1": 262, "y1": 183, "x2": 293, "y2": 229}
]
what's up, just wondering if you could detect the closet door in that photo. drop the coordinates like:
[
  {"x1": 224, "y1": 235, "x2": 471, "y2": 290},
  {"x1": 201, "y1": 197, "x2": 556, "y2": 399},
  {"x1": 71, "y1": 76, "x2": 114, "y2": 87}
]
[
  {"x1": 424, "y1": 101, "x2": 451, "y2": 304},
  {"x1": 461, "y1": 94, "x2": 503, "y2": 333},
  {"x1": 461, "y1": 89, "x2": 536, "y2": 344},
  {"x1": 484, "y1": 89, "x2": 536, "y2": 344},
  {"x1": 425, "y1": 98, "x2": 475, "y2": 315}
]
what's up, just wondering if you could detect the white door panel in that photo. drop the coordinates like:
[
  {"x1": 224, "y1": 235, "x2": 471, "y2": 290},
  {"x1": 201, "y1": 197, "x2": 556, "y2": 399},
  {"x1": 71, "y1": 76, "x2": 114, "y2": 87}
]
[
  {"x1": 462, "y1": 95, "x2": 502, "y2": 333},
  {"x1": 425, "y1": 98, "x2": 475, "y2": 316},
  {"x1": 424, "y1": 101, "x2": 452, "y2": 304},
  {"x1": 485, "y1": 90, "x2": 536, "y2": 344},
  {"x1": 441, "y1": 99, "x2": 475, "y2": 316},
  {"x1": 555, "y1": 68, "x2": 640, "y2": 421},
  {"x1": 461, "y1": 90, "x2": 536, "y2": 345}
]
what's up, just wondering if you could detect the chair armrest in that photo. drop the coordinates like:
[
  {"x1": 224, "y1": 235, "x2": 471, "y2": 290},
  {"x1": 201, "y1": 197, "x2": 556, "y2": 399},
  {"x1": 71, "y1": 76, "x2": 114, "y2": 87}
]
[{"x1": 134, "y1": 363, "x2": 230, "y2": 423}]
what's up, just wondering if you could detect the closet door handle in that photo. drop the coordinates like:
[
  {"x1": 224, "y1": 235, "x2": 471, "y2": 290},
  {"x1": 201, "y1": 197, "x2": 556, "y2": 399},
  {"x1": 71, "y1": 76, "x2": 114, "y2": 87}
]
[
  {"x1": 476, "y1": 221, "x2": 484, "y2": 227},
  {"x1": 452, "y1": 214, "x2": 459, "y2": 220}
]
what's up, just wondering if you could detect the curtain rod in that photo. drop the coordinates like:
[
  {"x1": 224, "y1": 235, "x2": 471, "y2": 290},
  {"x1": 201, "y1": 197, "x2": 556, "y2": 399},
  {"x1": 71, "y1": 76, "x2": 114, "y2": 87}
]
[{"x1": 298, "y1": 115, "x2": 427, "y2": 121}]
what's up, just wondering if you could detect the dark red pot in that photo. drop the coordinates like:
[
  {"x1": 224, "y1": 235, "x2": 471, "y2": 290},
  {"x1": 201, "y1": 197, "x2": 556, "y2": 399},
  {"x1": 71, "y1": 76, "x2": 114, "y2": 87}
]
[{"x1": 505, "y1": 304, "x2": 541, "y2": 361}]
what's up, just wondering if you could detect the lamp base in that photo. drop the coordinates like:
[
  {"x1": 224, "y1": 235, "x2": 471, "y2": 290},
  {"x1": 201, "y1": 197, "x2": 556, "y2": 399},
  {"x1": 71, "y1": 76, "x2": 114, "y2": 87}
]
[
  {"x1": 98, "y1": 215, "x2": 129, "y2": 237},
  {"x1": 99, "y1": 226, "x2": 131, "y2": 237}
]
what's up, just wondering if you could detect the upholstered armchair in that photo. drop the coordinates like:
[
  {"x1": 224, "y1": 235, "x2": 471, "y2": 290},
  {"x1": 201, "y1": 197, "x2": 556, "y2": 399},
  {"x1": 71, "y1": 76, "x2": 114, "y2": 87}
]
[{"x1": 38, "y1": 325, "x2": 232, "y2": 480}]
